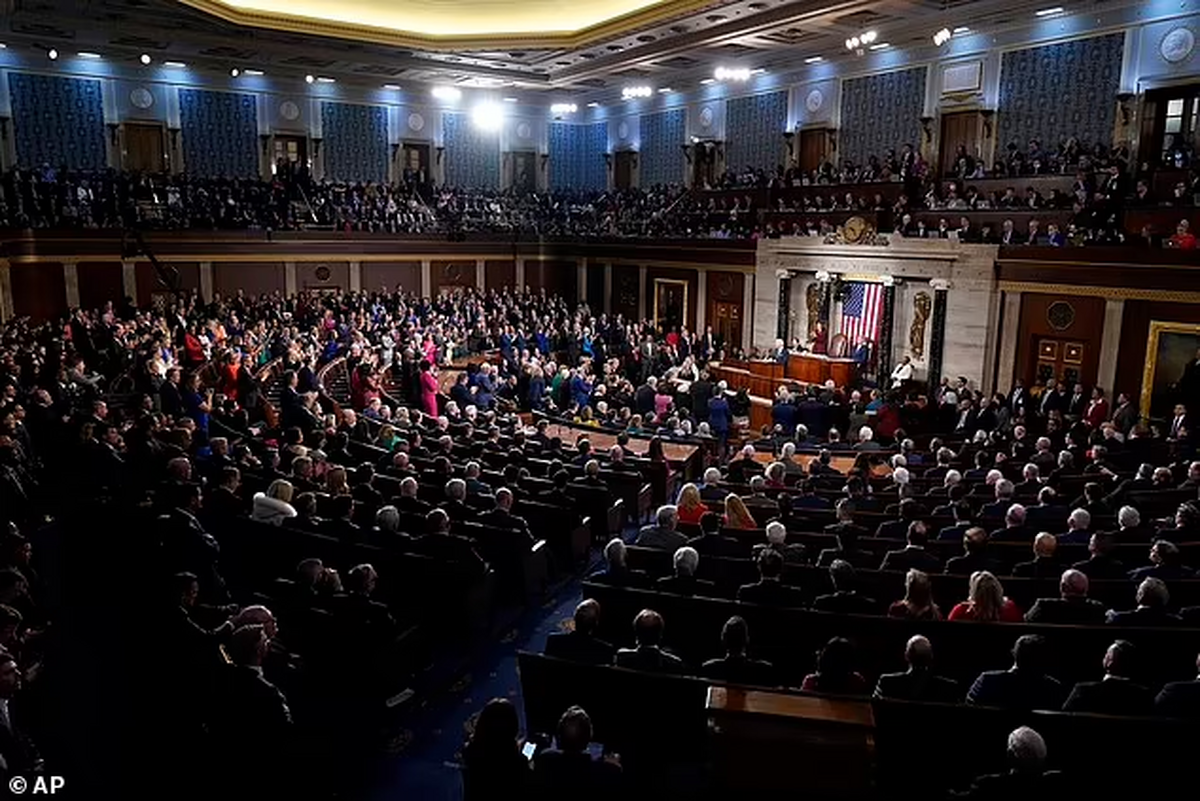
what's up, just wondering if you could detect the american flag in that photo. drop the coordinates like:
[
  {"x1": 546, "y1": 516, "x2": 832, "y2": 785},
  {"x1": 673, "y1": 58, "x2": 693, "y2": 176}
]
[{"x1": 839, "y1": 281, "x2": 884, "y2": 348}]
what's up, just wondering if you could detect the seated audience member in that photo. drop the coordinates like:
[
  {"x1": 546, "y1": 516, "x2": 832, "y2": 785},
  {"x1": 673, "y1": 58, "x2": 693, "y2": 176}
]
[
  {"x1": 462, "y1": 698, "x2": 531, "y2": 800},
  {"x1": 252, "y1": 479, "x2": 298, "y2": 525},
  {"x1": 824, "y1": 499, "x2": 869, "y2": 540},
  {"x1": 876, "y1": 498, "x2": 922, "y2": 540},
  {"x1": 1113, "y1": 505, "x2": 1154, "y2": 543},
  {"x1": 989, "y1": 503, "x2": 1032, "y2": 542},
  {"x1": 1155, "y1": 652, "x2": 1200, "y2": 719},
  {"x1": 1156, "y1": 502, "x2": 1200, "y2": 542},
  {"x1": 801, "y1": 637, "x2": 867, "y2": 696},
  {"x1": 1025, "y1": 486, "x2": 1065, "y2": 531},
  {"x1": 751, "y1": 521, "x2": 806, "y2": 564},
  {"x1": 531, "y1": 706, "x2": 621, "y2": 798},
  {"x1": 591, "y1": 539, "x2": 646, "y2": 587},
  {"x1": 698, "y1": 467, "x2": 725, "y2": 503},
  {"x1": 967, "y1": 634, "x2": 1064, "y2": 711},
  {"x1": 691, "y1": 511, "x2": 740, "y2": 557},
  {"x1": 948, "y1": 571, "x2": 1023, "y2": 622},
  {"x1": 1012, "y1": 532, "x2": 1061, "y2": 578},
  {"x1": 960, "y1": 726, "x2": 1063, "y2": 799},
  {"x1": 544, "y1": 600, "x2": 615, "y2": 666},
  {"x1": 737, "y1": 548, "x2": 806, "y2": 608},
  {"x1": 1024, "y1": 569, "x2": 1106, "y2": 625},
  {"x1": 873, "y1": 635, "x2": 960, "y2": 702},
  {"x1": 1128, "y1": 539, "x2": 1195, "y2": 581},
  {"x1": 812, "y1": 560, "x2": 877, "y2": 614},
  {"x1": 614, "y1": 609, "x2": 685, "y2": 674},
  {"x1": 675, "y1": 482, "x2": 708, "y2": 525},
  {"x1": 635, "y1": 505, "x2": 687, "y2": 551},
  {"x1": 887, "y1": 568, "x2": 942, "y2": 620},
  {"x1": 944, "y1": 527, "x2": 999, "y2": 575},
  {"x1": 936, "y1": 501, "x2": 974, "y2": 541},
  {"x1": 1072, "y1": 532, "x2": 1126, "y2": 580},
  {"x1": 655, "y1": 546, "x2": 715, "y2": 597},
  {"x1": 1105, "y1": 577, "x2": 1182, "y2": 627},
  {"x1": 981, "y1": 479, "x2": 1015, "y2": 519},
  {"x1": 1062, "y1": 640, "x2": 1154, "y2": 716},
  {"x1": 723, "y1": 493, "x2": 759, "y2": 530},
  {"x1": 817, "y1": 524, "x2": 877, "y2": 569},
  {"x1": 395, "y1": 476, "x2": 432, "y2": 515},
  {"x1": 879, "y1": 522, "x2": 941, "y2": 573},
  {"x1": 700, "y1": 616, "x2": 778, "y2": 687},
  {"x1": 1057, "y1": 508, "x2": 1092, "y2": 544}
]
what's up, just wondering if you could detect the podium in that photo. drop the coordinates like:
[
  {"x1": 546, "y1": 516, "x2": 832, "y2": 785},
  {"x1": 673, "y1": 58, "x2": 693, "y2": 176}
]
[
  {"x1": 706, "y1": 686, "x2": 876, "y2": 798},
  {"x1": 787, "y1": 352, "x2": 858, "y2": 387}
]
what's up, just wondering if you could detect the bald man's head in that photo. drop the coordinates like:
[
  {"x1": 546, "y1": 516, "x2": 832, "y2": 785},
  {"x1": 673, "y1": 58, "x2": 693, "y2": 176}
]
[{"x1": 905, "y1": 635, "x2": 934, "y2": 669}]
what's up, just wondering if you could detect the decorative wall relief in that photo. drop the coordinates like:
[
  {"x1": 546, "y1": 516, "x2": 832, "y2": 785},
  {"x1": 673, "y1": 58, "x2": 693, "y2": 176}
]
[{"x1": 910, "y1": 291, "x2": 932, "y2": 359}]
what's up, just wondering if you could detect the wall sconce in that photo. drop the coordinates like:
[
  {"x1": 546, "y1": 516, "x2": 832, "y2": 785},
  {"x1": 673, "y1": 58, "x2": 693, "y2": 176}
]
[
  {"x1": 435, "y1": 146, "x2": 445, "y2": 164},
  {"x1": 540, "y1": 153, "x2": 550, "y2": 171},
  {"x1": 311, "y1": 137, "x2": 323, "y2": 157},
  {"x1": 107, "y1": 123, "x2": 120, "y2": 147},
  {"x1": 919, "y1": 116, "x2": 934, "y2": 145},
  {"x1": 603, "y1": 153, "x2": 613, "y2": 171},
  {"x1": 681, "y1": 143, "x2": 692, "y2": 165},
  {"x1": 390, "y1": 143, "x2": 400, "y2": 160}
]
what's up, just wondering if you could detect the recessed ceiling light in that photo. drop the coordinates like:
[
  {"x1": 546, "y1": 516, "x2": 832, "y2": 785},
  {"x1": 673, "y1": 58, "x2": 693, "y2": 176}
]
[
  {"x1": 382, "y1": 84, "x2": 401, "y2": 90},
  {"x1": 750, "y1": 67, "x2": 766, "y2": 75},
  {"x1": 243, "y1": 69, "x2": 264, "y2": 76},
  {"x1": 1035, "y1": 7, "x2": 1064, "y2": 16},
  {"x1": 869, "y1": 42, "x2": 890, "y2": 50},
  {"x1": 586, "y1": 102, "x2": 600, "y2": 108},
  {"x1": 139, "y1": 53, "x2": 152, "y2": 65},
  {"x1": 164, "y1": 60, "x2": 186, "y2": 68},
  {"x1": 305, "y1": 74, "x2": 315, "y2": 84},
  {"x1": 316, "y1": 76, "x2": 336, "y2": 83},
  {"x1": 230, "y1": 68, "x2": 240, "y2": 77},
  {"x1": 0, "y1": 44, "x2": 7, "y2": 50},
  {"x1": 700, "y1": 78, "x2": 716, "y2": 85},
  {"x1": 432, "y1": 86, "x2": 462, "y2": 101},
  {"x1": 804, "y1": 56, "x2": 823, "y2": 64},
  {"x1": 953, "y1": 26, "x2": 970, "y2": 34},
  {"x1": 77, "y1": 51, "x2": 102, "y2": 59},
  {"x1": 47, "y1": 48, "x2": 58, "y2": 60},
  {"x1": 657, "y1": 87, "x2": 672, "y2": 93},
  {"x1": 503, "y1": 96, "x2": 519, "y2": 102}
]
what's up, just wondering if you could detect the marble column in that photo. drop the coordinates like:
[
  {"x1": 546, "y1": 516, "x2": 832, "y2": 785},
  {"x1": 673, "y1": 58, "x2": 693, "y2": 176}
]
[
  {"x1": 199, "y1": 262, "x2": 214, "y2": 302},
  {"x1": 742, "y1": 271, "x2": 755, "y2": 352},
  {"x1": 0, "y1": 260, "x2": 13, "y2": 323},
  {"x1": 1097, "y1": 297, "x2": 1125, "y2": 394},
  {"x1": 475, "y1": 259, "x2": 486, "y2": 292},
  {"x1": 603, "y1": 263, "x2": 613, "y2": 315},
  {"x1": 878, "y1": 280, "x2": 897, "y2": 384},
  {"x1": 515, "y1": 258, "x2": 527, "y2": 292},
  {"x1": 776, "y1": 271, "x2": 791, "y2": 343},
  {"x1": 122, "y1": 260, "x2": 137, "y2": 301},
  {"x1": 694, "y1": 269, "x2": 706, "y2": 333},
  {"x1": 995, "y1": 290, "x2": 1023, "y2": 393},
  {"x1": 420, "y1": 259, "x2": 432, "y2": 297},
  {"x1": 577, "y1": 258, "x2": 588, "y2": 304},
  {"x1": 637, "y1": 266, "x2": 647, "y2": 322},
  {"x1": 63, "y1": 262, "x2": 80, "y2": 309},
  {"x1": 283, "y1": 262, "x2": 297, "y2": 297},
  {"x1": 348, "y1": 261, "x2": 362, "y2": 292},
  {"x1": 927, "y1": 279, "x2": 950, "y2": 391}
]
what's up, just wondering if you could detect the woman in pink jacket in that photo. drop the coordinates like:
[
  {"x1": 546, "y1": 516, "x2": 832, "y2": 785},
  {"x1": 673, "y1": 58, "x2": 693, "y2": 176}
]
[{"x1": 419, "y1": 360, "x2": 439, "y2": 417}]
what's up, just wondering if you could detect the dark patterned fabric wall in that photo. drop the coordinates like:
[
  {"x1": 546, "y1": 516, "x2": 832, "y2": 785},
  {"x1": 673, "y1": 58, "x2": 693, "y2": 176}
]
[
  {"x1": 639, "y1": 108, "x2": 686, "y2": 187},
  {"x1": 178, "y1": 89, "x2": 259, "y2": 178},
  {"x1": 443, "y1": 112, "x2": 500, "y2": 189},
  {"x1": 997, "y1": 33, "x2": 1123, "y2": 152},
  {"x1": 725, "y1": 91, "x2": 788, "y2": 172},
  {"x1": 549, "y1": 122, "x2": 607, "y2": 191},
  {"x1": 839, "y1": 66, "x2": 927, "y2": 166},
  {"x1": 8, "y1": 73, "x2": 106, "y2": 170},
  {"x1": 321, "y1": 102, "x2": 389, "y2": 183}
]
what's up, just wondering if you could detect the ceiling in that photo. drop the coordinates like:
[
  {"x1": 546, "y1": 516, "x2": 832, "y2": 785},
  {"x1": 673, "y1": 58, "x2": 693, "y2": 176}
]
[{"x1": 0, "y1": 0, "x2": 1172, "y2": 102}]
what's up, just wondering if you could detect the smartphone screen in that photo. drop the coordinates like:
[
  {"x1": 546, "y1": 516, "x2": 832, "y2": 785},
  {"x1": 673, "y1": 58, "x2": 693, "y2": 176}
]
[{"x1": 521, "y1": 742, "x2": 537, "y2": 761}]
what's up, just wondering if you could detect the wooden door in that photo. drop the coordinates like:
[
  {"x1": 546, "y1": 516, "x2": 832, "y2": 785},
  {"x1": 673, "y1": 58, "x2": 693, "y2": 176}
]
[
  {"x1": 1030, "y1": 337, "x2": 1087, "y2": 389},
  {"x1": 799, "y1": 129, "x2": 827, "y2": 173},
  {"x1": 273, "y1": 135, "x2": 308, "y2": 174},
  {"x1": 512, "y1": 151, "x2": 536, "y2": 194},
  {"x1": 123, "y1": 123, "x2": 165, "y2": 173},
  {"x1": 401, "y1": 142, "x2": 431, "y2": 184},
  {"x1": 939, "y1": 111, "x2": 981, "y2": 179},
  {"x1": 713, "y1": 301, "x2": 742, "y2": 350},
  {"x1": 615, "y1": 151, "x2": 635, "y2": 190}
]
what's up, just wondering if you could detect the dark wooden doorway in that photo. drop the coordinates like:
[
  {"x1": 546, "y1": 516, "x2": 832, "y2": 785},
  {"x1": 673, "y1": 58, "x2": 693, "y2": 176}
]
[
  {"x1": 512, "y1": 151, "x2": 536, "y2": 194},
  {"x1": 614, "y1": 150, "x2": 635, "y2": 190},
  {"x1": 273, "y1": 135, "x2": 308, "y2": 175},
  {"x1": 692, "y1": 140, "x2": 721, "y2": 189},
  {"x1": 400, "y1": 141, "x2": 431, "y2": 184},
  {"x1": 798, "y1": 128, "x2": 830, "y2": 173},
  {"x1": 1141, "y1": 85, "x2": 1200, "y2": 170},
  {"x1": 938, "y1": 111, "x2": 982, "y2": 178},
  {"x1": 713, "y1": 300, "x2": 742, "y2": 350},
  {"x1": 123, "y1": 123, "x2": 165, "y2": 173}
]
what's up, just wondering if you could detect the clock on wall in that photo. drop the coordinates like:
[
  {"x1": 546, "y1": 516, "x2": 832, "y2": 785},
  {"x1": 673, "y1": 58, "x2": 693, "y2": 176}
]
[
  {"x1": 805, "y1": 88, "x2": 824, "y2": 114},
  {"x1": 1160, "y1": 27, "x2": 1196, "y2": 64},
  {"x1": 279, "y1": 100, "x2": 300, "y2": 121},
  {"x1": 408, "y1": 112, "x2": 425, "y2": 132},
  {"x1": 129, "y1": 87, "x2": 154, "y2": 110}
]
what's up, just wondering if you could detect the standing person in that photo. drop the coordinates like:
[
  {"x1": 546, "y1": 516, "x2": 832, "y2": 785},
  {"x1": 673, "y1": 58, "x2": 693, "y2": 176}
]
[
  {"x1": 708, "y1": 381, "x2": 732, "y2": 457},
  {"x1": 419, "y1": 360, "x2": 439, "y2": 418}
]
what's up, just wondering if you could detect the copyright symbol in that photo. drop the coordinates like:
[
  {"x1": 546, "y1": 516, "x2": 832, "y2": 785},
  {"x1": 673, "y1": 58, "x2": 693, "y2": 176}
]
[{"x1": 8, "y1": 776, "x2": 26, "y2": 794}]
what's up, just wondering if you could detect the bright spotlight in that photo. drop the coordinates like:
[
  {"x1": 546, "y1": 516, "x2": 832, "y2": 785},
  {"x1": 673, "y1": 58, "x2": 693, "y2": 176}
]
[
  {"x1": 471, "y1": 102, "x2": 503, "y2": 131},
  {"x1": 432, "y1": 86, "x2": 462, "y2": 101},
  {"x1": 140, "y1": 53, "x2": 152, "y2": 65}
]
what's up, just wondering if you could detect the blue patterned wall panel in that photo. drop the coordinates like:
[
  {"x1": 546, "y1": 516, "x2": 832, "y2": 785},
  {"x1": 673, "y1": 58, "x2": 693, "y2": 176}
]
[
  {"x1": 549, "y1": 122, "x2": 607, "y2": 191},
  {"x1": 178, "y1": 89, "x2": 259, "y2": 178},
  {"x1": 639, "y1": 108, "x2": 686, "y2": 187},
  {"x1": 8, "y1": 73, "x2": 106, "y2": 170},
  {"x1": 725, "y1": 91, "x2": 788, "y2": 172},
  {"x1": 839, "y1": 67, "x2": 927, "y2": 166},
  {"x1": 443, "y1": 112, "x2": 500, "y2": 189},
  {"x1": 321, "y1": 102, "x2": 389, "y2": 183},
  {"x1": 997, "y1": 33, "x2": 1123, "y2": 152}
]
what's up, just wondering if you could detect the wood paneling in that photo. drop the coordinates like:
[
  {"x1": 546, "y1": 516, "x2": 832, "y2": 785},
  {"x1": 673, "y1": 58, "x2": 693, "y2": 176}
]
[
  {"x1": 938, "y1": 111, "x2": 982, "y2": 178},
  {"x1": 612, "y1": 264, "x2": 639, "y2": 321},
  {"x1": 485, "y1": 260, "x2": 516, "y2": 292},
  {"x1": 297, "y1": 261, "x2": 349, "y2": 291},
  {"x1": 646, "y1": 265, "x2": 699, "y2": 331},
  {"x1": 431, "y1": 261, "x2": 476, "y2": 294},
  {"x1": 77, "y1": 262, "x2": 124, "y2": 311},
  {"x1": 525, "y1": 259, "x2": 577, "y2": 299},
  {"x1": 214, "y1": 262, "x2": 284, "y2": 298},
  {"x1": 361, "y1": 261, "x2": 420, "y2": 294},
  {"x1": 1116, "y1": 300, "x2": 1200, "y2": 402},
  {"x1": 123, "y1": 123, "x2": 165, "y2": 173},
  {"x1": 1013, "y1": 292, "x2": 1106, "y2": 390},
  {"x1": 706, "y1": 269, "x2": 746, "y2": 347},
  {"x1": 10, "y1": 264, "x2": 65, "y2": 321},
  {"x1": 134, "y1": 261, "x2": 199, "y2": 307}
]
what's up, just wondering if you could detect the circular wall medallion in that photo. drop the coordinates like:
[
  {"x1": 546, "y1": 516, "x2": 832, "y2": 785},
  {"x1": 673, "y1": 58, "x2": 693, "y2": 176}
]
[
  {"x1": 1046, "y1": 301, "x2": 1076, "y2": 331},
  {"x1": 279, "y1": 100, "x2": 301, "y2": 121},
  {"x1": 129, "y1": 87, "x2": 154, "y2": 110},
  {"x1": 1160, "y1": 27, "x2": 1195, "y2": 64},
  {"x1": 408, "y1": 112, "x2": 425, "y2": 132},
  {"x1": 314, "y1": 264, "x2": 331, "y2": 282},
  {"x1": 516, "y1": 121, "x2": 531, "y2": 139},
  {"x1": 805, "y1": 88, "x2": 824, "y2": 114},
  {"x1": 617, "y1": 121, "x2": 629, "y2": 140},
  {"x1": 699, "y1": 106, "x2": 714, "y2": 128}
]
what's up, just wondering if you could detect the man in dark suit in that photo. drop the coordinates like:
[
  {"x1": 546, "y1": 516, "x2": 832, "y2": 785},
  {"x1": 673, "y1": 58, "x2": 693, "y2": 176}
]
[
  {"x1": 816, "y1": 526, "x2": 878, "y2": 570},
  {"x1": 873, "y1": 635, "x2": 961, "y2": 703},
  {"x1": 1155, "y1": 652, "x2": 1200, "y2": 719},
  {"x1": 656, "y1": 546, "x2": 716, "y2": 597},
  {"x1": 1072, "y1": 532, "x2": 1127, "y2": 580},
  {"x1": 989, "y1": 503, "x2": 1033, "y2": 543},
  {"x1": 1024, "y1": 569, "x2": 1106, "y2": 624},
  {"x1": 635, "y1": 505, "x2": 688, "y2": 551},
  {"x1": 1056, "y1": 508, "x2": 1092, "y2": 545},
  {"x1": 1129, "y1": 539, "x2": 1196, "y2": 582},
  {"x1": 697, "y1": 467, "x2": 727, "y2": 504},
  {"x1": 394, "y1": 476, "x2": 432, "y2": 516},
  {"x1": 935, "y1": 501, "x2": 974, "y2": 542},
  {"x1": 590, "y1": 538, "x2": 648, "y2": 588},
  {"x1": 961, "y1": 726, "x2": 1064, "y2": 799},
  {"x1": 332, "y1": 563, "x2": 397, "y2": 644},
  {"x1": 824, "y1": 499, "x2": 870, "y2": 541},
  {"x1": 1106, "y1": 577, "x2": 1183, "y2": 627},
  {"x1": 475, "y1": 488, "x2": 534, "y2": 545},
  {"x1": 700, "y1": 615, "x2": 778, "y2": 687},
  {"x1": 812, "y1": 560, "x2": 876, "y2": 614},
  {"x1": 544, "y1": 599, "x2": 615, "y2": 666},
  {"x1": 876, "y1": 498, "x2": 922, "y2": 540},
  {"x1": 737, "y1": 548, "x2": 806, "y2": 608},
  {"x1": 879, "y1": 522, "x2": 941, "y2": 573},
  {"x1": 980, "y1": 479, "x2": 1016, "y2": 521},
  {"x1": 614, "y1": 609, "x2": 685, "y2": 674},
  {"x1": 415, "y1": 509, "x2": 487, "y2": 576},
  {"x1": 944, "y1": 527, "x2": 999, "y2": 575},
  {"x1": 1062, "y1": 640, "x2": 1154, "y2": 716},
  {"x1": 1012, "y1": 532, "x2": 1062, "y2": 579},
  {"x1": 966, "y1": 634, "x2": 1064, "y2": 711}
]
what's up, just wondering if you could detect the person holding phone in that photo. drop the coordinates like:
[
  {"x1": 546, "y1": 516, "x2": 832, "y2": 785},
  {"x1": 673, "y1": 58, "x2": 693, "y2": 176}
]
[{"x1": 531, "y1": 705, "x2": 622, "y2": 799}]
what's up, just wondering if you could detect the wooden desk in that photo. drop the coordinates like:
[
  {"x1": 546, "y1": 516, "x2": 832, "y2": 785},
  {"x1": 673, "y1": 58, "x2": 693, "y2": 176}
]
[{"x1": 786, "y1": 353, "x2": 857, "y2": 386}]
